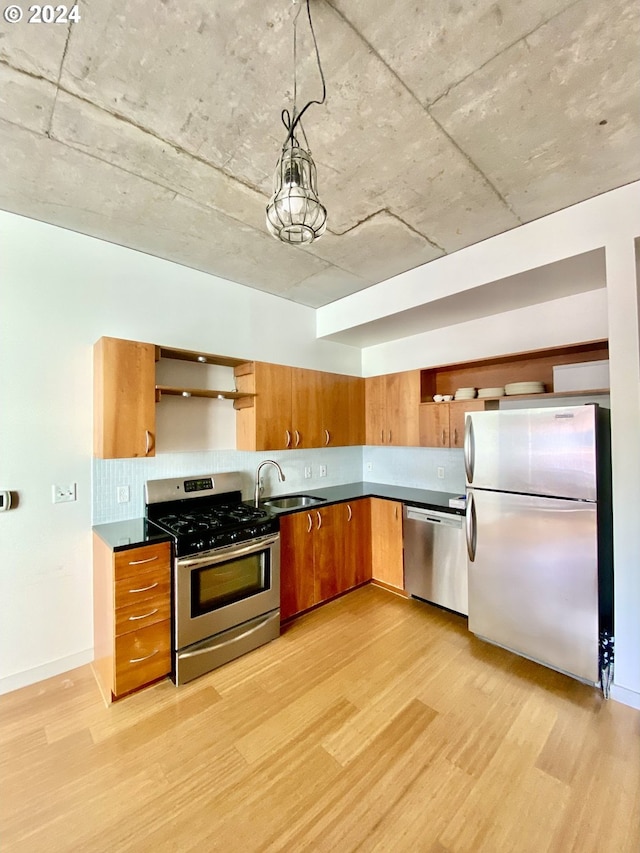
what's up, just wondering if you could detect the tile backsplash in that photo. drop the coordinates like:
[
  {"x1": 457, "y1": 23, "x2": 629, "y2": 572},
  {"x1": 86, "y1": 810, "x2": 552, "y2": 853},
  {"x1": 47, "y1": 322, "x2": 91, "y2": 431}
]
[
  {"x1": 92, "y1": 447, "x2": 363, "y2": 523},
  {"x1": 93, "y1": 445, "x2": 466, "y2": 524},
  {"x1": 363, "y1": 446, "x2": 466, "y2": 493}
]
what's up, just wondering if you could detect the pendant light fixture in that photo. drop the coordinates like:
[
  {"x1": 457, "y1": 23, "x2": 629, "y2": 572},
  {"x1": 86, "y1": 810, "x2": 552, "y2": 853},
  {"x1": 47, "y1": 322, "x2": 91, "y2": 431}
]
[{"x1": 266, "y1": 0, "x2": 327, "y2": 245}]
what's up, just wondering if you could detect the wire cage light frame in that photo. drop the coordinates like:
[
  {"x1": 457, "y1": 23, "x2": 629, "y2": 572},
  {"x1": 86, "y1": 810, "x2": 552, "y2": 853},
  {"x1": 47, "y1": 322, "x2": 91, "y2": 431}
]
[{"x1": 266, "y1": 0, "x2": 327, "y2": 245}]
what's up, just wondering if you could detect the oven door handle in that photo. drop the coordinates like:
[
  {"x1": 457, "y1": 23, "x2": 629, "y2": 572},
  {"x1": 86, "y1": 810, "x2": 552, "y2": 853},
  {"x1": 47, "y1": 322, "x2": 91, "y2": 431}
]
[{"x1": 179, "y1": 533, "x2": 279, "y2": 569}]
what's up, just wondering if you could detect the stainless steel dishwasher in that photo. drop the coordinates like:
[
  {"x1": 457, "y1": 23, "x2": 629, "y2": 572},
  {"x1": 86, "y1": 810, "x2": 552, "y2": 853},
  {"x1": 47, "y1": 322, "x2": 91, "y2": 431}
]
[{"x1": 403, "y1": 506, "x2": 468, "y2": 616}]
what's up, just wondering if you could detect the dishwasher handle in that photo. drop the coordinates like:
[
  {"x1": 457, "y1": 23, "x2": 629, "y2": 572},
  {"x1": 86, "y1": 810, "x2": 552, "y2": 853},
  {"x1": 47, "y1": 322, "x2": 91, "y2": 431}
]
[{"x1": 404, "y1": 506, "x2": 463, "y2": 528}]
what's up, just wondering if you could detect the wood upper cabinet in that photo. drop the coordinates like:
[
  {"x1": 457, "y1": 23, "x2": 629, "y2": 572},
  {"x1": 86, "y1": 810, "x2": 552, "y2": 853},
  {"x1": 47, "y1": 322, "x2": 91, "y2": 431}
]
[
  {"x1": 370, "y1": 498, "x2": 404, "y2": 591},
  {"x1": 93, "y1": 536, "x2": 172, "y2": 703},
  {"x1": 365, "y1": 370, "x2": 421, "y2": 446},
  {"x1": 235, "y1": 361, "x2": 364, "y2": 451},
  {"x1": 320, "y1": 372, "x2": 365, "y2": 447},
  {"x1": 94, "y1": 336, "x2": 156, "y2": 458},
  {"x1": 280, "y1": 499, "x2": 372, "y2": 620},
  {"x1": 419, "y1": 400, "x2": 486, "y2": 448}
]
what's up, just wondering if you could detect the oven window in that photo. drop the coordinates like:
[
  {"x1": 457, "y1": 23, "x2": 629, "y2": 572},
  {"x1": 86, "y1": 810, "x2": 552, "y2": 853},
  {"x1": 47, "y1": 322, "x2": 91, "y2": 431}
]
[{"x1": 192, "y1": 551, "x2": 270, "y2": 616}]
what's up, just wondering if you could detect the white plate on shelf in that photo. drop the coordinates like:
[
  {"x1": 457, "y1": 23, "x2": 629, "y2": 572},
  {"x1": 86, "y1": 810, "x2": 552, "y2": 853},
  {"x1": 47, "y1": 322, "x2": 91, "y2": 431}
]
[
  {"x1": 504, "y1": 381, "x2": 545, "y2": 395},
  {"x1": 478, "y1": 387, "x2": 505, "y2": 398}
]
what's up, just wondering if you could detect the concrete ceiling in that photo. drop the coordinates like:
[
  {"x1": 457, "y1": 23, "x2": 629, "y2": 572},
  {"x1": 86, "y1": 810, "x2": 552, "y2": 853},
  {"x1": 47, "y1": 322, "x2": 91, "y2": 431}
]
[{"x1": 1, "y1": 0, "x2": 638, "y2": 309}]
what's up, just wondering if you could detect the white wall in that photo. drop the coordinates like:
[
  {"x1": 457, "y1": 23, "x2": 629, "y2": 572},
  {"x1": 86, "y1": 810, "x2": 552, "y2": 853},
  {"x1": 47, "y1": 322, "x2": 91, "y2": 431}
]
[{"x1": 0, "y1": 211, "x2": 361, "y2": 692}]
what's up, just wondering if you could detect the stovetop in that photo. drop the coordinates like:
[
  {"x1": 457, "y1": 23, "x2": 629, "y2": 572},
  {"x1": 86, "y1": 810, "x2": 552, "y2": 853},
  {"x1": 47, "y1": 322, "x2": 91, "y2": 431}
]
[
  {"x1": 145, "y1": 472, "x2": 279, "y2": 557},
  {"x1": 156, "y1": 502, "x2": 269, "y2": 537}
]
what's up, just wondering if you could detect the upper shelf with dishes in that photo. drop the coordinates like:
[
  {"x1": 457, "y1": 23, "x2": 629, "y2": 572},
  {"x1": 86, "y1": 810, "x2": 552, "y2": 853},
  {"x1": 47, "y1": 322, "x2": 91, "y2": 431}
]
[{"x1": 420, "y1": 340, "x2": 610, "y2": 404}]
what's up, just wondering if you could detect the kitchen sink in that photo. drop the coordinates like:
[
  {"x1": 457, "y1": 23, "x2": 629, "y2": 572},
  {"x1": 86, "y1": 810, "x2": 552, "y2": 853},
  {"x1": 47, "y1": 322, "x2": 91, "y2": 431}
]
[{"x1": 262, "y1": 494, "x2": 326, "y2": 510}]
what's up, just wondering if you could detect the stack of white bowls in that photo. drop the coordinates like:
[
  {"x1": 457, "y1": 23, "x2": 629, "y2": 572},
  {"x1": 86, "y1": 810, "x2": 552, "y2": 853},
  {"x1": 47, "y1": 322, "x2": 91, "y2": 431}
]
[
  {"x1": 504, "y1": 381, "x2": 545, "y2": 395},
  {"x1": 454, "y1": 387, "x2": 477, "y2": 400}
]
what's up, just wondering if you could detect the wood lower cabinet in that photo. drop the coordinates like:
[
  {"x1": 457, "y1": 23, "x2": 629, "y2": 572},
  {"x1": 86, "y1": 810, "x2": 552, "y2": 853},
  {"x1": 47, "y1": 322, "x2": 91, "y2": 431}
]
[
  {"x1": 93, "y1": 536, "x2": 172, "y2": 703},
  {"x1": 370, "y1": 498, "x2": 404, "y2": 591},
  {"x1": 365, "y1": 370, "x2": 421, "y2": 446},
  {"x1": 280, "y1": 499, "x2": 372, "y2": 620},
  {"x1": 419, "y1": 400, "x2": 486, "y2": 448},
  {"x1": 94, "y1": 336, "x2": 156, "y2": 459}
]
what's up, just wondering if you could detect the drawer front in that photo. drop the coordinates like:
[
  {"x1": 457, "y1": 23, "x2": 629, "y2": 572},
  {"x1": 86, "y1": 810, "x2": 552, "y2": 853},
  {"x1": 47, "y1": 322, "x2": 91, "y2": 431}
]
[
  {"x1": 114, "y1": 542, "x2": 171, "y2": 581},
  {"x1": 115, "y1": 596, "x2": 171, "y2": 637},
  {"x1": 114, "y1": 569, "x2": 171, "y2": 612},
  {"x1": 114, "y1": 620, "x2": 171, "y2": 697}
]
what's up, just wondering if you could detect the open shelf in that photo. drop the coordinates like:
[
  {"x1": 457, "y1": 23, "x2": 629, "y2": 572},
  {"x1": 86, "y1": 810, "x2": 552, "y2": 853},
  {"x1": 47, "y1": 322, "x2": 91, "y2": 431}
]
[
  {"x1": 155, "y1": 385, "x2": 255, "y2": 406},
  {"x1": 420, "y1": 340, "x2": 609, "y2": 401},
  {"x1": 156, "y1": 346, "x2": 247, "y2": 368}
]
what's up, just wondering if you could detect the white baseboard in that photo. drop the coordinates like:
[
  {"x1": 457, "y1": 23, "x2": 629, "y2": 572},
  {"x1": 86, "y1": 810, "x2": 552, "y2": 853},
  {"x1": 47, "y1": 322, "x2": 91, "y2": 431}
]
[
  {"x1": 610, "y1": 683, "x2": 640, "y2": 710},
  {"x1": 0, "y1": 649, "x2": 94, "y2": 696}
]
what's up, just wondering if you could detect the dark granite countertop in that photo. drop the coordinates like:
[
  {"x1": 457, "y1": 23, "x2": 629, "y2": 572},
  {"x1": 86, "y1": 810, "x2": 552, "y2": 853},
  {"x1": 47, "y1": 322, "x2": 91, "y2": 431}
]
[
  {"x1": 93, "y1": 483, "x2": 464, "y2": 551},
  {"x1": 260, "y1": 481, "x2": 465, "y2": 517},
  {"x1": 92, "y1": 518, "x2": 173, "y2": 552}
]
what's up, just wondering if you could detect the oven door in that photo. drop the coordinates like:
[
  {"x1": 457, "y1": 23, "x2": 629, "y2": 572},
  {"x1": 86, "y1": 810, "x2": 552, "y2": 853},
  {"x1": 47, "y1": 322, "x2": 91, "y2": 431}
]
[{"x1": 175, "y1": 532, "x2": 280, "y2": 650}]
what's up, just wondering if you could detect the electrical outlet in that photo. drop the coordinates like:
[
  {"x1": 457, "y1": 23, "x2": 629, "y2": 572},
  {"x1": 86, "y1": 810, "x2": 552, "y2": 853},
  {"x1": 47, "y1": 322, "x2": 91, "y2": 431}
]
[
  {"x1": 437, "y1": 467, "x2": 445, "y2": 480},
  {"x1": 117, "y1": 485, "x2": 130, "y2": 503},
  {"x1": 319, "y1": 464, "x2": 327, "y2": 477},
  {"x1": 304, "y1": 466, "x2": 312, "y2": 479},
  {"x1": 366, "y1": 462, "x2": 373, "y2": 472},
  {"x1": 52, "y1": 483, "x2": 77, "y2": 503}
]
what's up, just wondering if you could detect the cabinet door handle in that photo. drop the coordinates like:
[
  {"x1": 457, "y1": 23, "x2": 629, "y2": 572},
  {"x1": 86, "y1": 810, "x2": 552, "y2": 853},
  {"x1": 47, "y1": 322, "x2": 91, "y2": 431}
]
[
  {"x1": 145, "y1": 430, "x2": 154, "y2": 455},
  {"x1": 294, "y1": 430, "x2": 301, "y2": 447},
  {"x1": 442, "y1": 429, "x2": 446, "y2": 446},
  {"x1": 128, "y1": 555, "x2": 158, "y2": 566},
  {"x1": 395, "y1": 505, "x2": 398, "y2": 521},
  {"x1": 347, "y1": 504, "x2": 352, "y2": 522},
  {"x1": 129, "y1": 648, "x2": 159, "y2": 664},
  {"x1": 128, "y1": 581, "x2": 159, "y2": 593},
  {"x1": 307, "y1": 513, "x2": 313, "y2": 533},
  {"x1": 285, "y1": 430, "x2": 292, "y2": 448},
  {"x1": 316, "y1": 511, "x2": 322, "y2": 530},
  {"x1": 324, "y1": 429, "x2": 330, "y2": 446},
  {"x1": 388, "y1": 430, "x2": 392, "y2": 443},
  {"x1": 128, "y1": 608, "x2": 158, "y2": 622},
  {"x1": 453, "y1": 428, "x2": 458, "y2": 445},
  {"x1": 381, "y1": 429, "x2": 384, "y2": 443}
]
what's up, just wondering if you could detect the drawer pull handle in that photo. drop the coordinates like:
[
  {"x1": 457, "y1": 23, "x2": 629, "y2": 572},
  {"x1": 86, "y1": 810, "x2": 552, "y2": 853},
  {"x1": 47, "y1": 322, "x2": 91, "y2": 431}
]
[
  {"x1": 128, "y1": 555, "x2": 158, "y2": 566},
  {"x1": 128, "y1": 608, "x2": 158, "y2": 622},
  {"x1": 128, "y1": 581, "x2": 159, "y2": 593},
  {"x1": 130, "y1": 649, "x2": 159, "y2": 664}
]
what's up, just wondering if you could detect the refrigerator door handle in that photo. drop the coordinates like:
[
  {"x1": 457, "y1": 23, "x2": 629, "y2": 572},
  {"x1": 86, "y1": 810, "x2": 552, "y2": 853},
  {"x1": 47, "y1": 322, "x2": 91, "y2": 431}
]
[
  {"x1": 465, "y1": 490, "x2": 477, "y2": 562},
  {"x1": 464, "y1": 415, "x2": 475, "y2": 483}
]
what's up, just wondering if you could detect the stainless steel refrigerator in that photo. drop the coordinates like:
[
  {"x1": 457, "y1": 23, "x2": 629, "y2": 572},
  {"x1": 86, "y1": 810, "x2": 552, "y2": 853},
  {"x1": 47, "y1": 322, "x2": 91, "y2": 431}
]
[{"x1": 464, "y1": 404, "x2": 613, "y2": 694}]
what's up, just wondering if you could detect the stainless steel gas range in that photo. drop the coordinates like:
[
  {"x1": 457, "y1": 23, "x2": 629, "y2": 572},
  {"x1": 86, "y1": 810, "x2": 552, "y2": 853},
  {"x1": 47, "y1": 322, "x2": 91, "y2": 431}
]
[{"x1": 145, "y1": 472, "x2": 280, "y2": 685}]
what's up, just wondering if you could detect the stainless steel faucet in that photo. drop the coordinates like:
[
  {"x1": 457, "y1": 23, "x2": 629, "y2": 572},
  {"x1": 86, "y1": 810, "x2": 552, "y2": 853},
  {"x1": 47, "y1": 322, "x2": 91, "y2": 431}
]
[{"x1": 254, "y1": 459, "x2": 286, "y2": 507}]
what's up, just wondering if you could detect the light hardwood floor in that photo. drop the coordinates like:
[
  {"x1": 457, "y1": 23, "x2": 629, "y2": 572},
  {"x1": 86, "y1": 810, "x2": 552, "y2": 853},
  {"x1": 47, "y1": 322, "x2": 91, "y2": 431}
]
[{"x1": 1, "y1": 584, "x2": 639, "y2": 852}]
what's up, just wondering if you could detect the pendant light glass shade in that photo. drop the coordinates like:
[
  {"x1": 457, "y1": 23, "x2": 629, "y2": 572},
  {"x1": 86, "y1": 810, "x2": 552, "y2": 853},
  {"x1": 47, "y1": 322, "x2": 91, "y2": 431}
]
[{"x1": 266, "y1": 144, "x2": 327, "y2": 244}]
